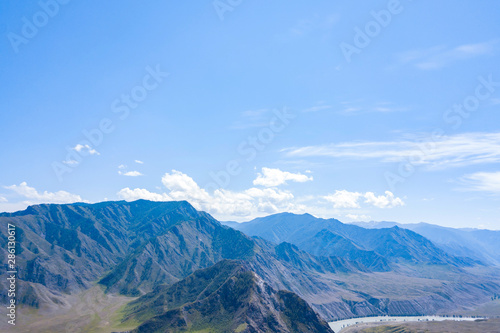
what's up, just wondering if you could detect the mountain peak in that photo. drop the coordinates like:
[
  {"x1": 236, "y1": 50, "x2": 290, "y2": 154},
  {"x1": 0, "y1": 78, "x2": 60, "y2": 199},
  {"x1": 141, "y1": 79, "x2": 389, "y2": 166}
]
[{"x1": 124, "y1": 259, "x2": 333, "y2": 333}]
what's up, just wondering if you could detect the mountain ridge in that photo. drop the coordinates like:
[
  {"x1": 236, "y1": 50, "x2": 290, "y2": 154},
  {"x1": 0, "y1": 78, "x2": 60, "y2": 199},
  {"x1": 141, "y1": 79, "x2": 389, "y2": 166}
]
[
  {"x1": 2, "y1": 200, "x2": 500, "y2": 331},
  {"x1": 224, "y1": 212, "x2": 479, "y2": 267}
]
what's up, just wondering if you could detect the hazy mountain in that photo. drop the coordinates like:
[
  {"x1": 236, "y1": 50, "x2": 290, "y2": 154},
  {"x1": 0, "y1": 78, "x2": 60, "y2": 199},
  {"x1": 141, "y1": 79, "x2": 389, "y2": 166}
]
[
  {"x1": 352, "y1": 221, "x2": 500, "y2": 266},
  {"x1": 124, "y1": 259, "x2": 334, "y2": 333},
  {"x1": 224, "y1": 213, "x2": 477, "y2": 267}
]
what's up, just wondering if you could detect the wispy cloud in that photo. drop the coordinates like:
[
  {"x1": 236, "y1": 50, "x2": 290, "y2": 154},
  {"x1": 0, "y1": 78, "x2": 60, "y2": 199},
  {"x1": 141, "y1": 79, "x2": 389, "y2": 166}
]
[
  {"x1": 135, "y1": 160, "x2": 144, "y2": 164},
  {"x1": 338, "y1": 101, "x2": 408, "y2": 114},
  {"x1": 396, "y1": 40, "x2": 498, "y2": 70},
  {"x1": 302, "y1": 104, "x2": 332, "y2": 113},
  {"x1": 489, "y1": 98, "x2": 500, "y2": 106},
  {"x1": 276, "y1": 13, "x2": 340, "y2": 41},
  {"x1": 283, "y1": 132, "x2": 500, "y2": 170},
  {"x1": 459, "y1": 171, "x2": 500, "y2": 193},
  {"x1": 230, "y1": 109, "x2": 272, "y2": 129}
]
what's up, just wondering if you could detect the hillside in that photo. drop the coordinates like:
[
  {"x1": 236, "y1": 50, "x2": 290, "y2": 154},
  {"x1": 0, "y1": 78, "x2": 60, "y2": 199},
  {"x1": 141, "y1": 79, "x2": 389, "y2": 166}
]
[{"x1": 124, "y1": 259, "x2": 334, "y2": 333}]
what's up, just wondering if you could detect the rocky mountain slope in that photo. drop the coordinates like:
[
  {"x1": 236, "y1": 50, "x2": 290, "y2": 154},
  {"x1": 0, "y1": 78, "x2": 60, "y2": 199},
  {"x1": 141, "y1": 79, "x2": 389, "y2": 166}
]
[
  {"x1": 1, "y1": 200, "x2": 499, "y2": 330},
  {"x1": 124, "y1": 259, "x2": 334, "y2": 333}
]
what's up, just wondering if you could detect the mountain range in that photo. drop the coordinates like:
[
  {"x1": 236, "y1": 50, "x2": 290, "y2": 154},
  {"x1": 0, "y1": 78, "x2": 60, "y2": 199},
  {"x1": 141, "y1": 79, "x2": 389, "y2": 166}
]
[
  {"x1": 351, "y1": 221, "x2": 500, "y2": 266},
  {"x1": 223, "y1": 213, "x2": 479, "y2": 267},
  {"x1": 1, "y1": 200, "x2": 499, "y2": 332}
]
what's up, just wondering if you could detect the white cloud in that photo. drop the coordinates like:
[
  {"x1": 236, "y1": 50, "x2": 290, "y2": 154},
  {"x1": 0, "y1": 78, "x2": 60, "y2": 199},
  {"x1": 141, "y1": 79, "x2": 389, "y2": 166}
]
[
  {"x1": 118, "y1": 170, "x2": 307, "y2": 220},
  {"x1": 364, "y1": 191, "x2": 404, "y2": 208},
  {"x1": 397, "y1": 40, "x2": 498, "y2": 70},
  {"x1": 283, "y1": 132, "x2": 500, "y2": 170},
  {"x1": 324, "y1": 190, "x2": 362, "y2": 208},
  {"x1": 118, "y1": 164, "x2": 126, "y2": 169},
  {"x1": 162, "y1": 170, "x2": 211, "y2": 202},
  {"x1": 253, "y1": 167, "x2": 313, "y2": 187},
  {"x1": 118, "y1": 170, "x2": 143, "y2": 177},
  {"x1": 117, "y1": 188, "x2": 172, "y2": 201},
  {"x1": 135, "y1": 160, "x2": 144, "y2": 164},
  {"x1": 324, "y1": 190, "x2": 404, "y2": 209},
  {"x1": 460, "y1": 171, "x2": 500, "y2": 193},
  {"x1": 0, "y1": 196, "x2": 7, "y2": 203},
  {"x1": 118, "y1": 170, "x2": 404, "y2": 221},
  {"x1": 4, "y1": 182, "x2": 84, "y2": 204},
  {"x1": 73, "y1": 144, "x2": 100, "y2": 155},
  {"x1": 345, "y1": 214, "x2": 371, "y2": 221}
]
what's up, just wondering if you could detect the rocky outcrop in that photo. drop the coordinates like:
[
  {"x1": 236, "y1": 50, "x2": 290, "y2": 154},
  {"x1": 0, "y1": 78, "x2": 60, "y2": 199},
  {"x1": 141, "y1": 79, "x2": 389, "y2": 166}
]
[{"x1": 125, "y1": 259, "x2": 334, "y2": 333}]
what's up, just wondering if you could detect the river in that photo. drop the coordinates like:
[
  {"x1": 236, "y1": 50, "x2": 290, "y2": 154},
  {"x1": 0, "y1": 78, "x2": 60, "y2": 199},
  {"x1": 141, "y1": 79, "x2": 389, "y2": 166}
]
[{"x1": 328, "y1": 315, "x2": 483, "y2": 332}]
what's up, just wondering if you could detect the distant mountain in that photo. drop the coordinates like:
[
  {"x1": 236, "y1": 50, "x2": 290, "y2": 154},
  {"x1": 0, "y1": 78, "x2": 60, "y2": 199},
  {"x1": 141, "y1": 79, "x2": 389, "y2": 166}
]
[
  {"x1": 225, "y1": 213, "x2": 477, "y2": 267},
  {"x1": 352, "y1": 221, "x2": 500, "y2": 266},
  {"x1": 124, "y1": 259, "x2": 333, "y2": 333}
]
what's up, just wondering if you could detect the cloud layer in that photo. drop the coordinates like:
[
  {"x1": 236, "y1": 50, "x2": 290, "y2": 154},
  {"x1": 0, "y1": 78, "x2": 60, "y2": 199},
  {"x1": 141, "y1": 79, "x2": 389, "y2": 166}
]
[
  {"x1": 460, "y1": 171, "x2": 500, "y2": 193},
  {"x1": 324, "y1": 190, "x2": 404, "y2": 209},
  {"x1": 283, "y1": 132, "x2": 500, "y2": 169},
  {"x1": 397, "y1": 40, "x2": 498, "y2": 70},
  {"x1": 118, "y1": 168, "x2": 403, "y2": 220}
]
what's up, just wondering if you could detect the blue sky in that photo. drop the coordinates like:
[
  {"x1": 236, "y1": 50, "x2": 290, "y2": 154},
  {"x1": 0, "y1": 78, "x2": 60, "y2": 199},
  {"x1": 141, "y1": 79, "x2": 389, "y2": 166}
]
[{"x1": 1, "y1": 0, "x2": 500, "y2": 229}]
